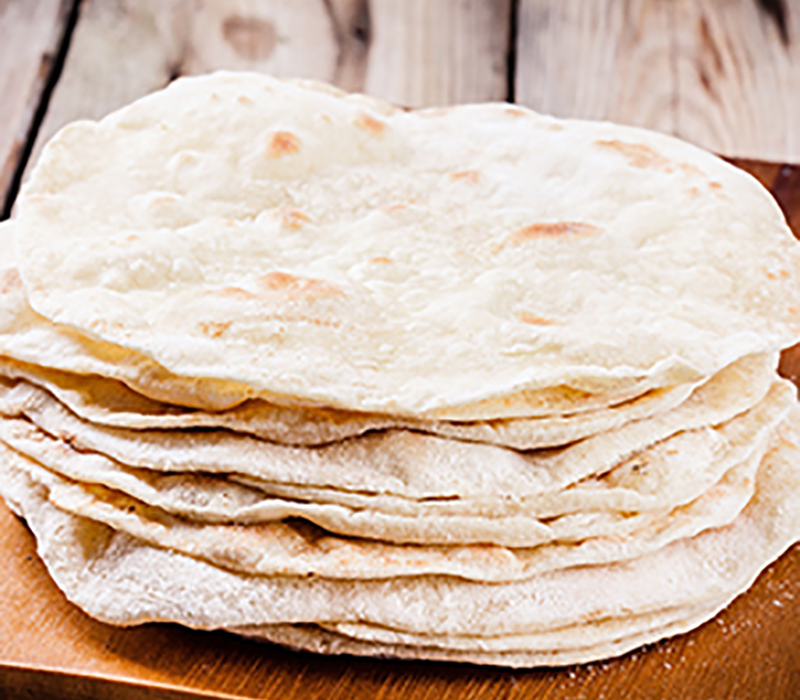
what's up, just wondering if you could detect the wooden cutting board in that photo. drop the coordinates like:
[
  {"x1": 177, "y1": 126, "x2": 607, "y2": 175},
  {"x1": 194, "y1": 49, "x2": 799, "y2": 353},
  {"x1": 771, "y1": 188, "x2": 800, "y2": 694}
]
[{"x1": 1, "y1": 159, "x2": 799, "y2": 700}]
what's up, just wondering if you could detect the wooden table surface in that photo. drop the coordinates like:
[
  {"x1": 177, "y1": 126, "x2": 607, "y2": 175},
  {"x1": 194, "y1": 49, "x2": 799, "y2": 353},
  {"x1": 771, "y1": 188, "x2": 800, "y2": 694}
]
[{"x1": 0, "y1": 158, "x2": 797, "y2": 700}]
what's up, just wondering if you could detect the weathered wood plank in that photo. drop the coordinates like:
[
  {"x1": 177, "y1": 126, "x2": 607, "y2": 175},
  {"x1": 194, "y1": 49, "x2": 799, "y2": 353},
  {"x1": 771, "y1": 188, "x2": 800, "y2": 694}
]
[
  {"x1": 0, "y1": 0, "x2": 73, "y2": 213},
  {"x1": 516, "y1": 0, "x2": 800, "y2": 162},
  {"x1": 363, "y1": 0, "x2": 512, "y2": 107},
  {"x1": 23, "y1": 0, "x2": 512, "y2": 187},
  {"x1": 672, "y1": 0, "x2": 800, "y2": 161},
  {"x1": 515, "y1": 0, "x2": 676, "y2": 134}
]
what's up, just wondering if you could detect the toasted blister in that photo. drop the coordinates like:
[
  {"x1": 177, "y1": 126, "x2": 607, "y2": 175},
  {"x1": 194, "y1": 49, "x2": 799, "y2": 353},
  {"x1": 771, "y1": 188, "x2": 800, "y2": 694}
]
[
  {"x1": 11, "y1": 72, "x2": 800, "y2": 416},
  {"x1": 0, "y1": 407, "x2": 797, "y2": 645}
]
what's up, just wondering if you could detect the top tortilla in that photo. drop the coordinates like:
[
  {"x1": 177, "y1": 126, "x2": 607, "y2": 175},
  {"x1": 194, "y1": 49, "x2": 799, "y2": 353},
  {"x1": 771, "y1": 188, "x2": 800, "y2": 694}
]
[{"x1": 14, "y1": 72, "x2": 800, "y2": 415}]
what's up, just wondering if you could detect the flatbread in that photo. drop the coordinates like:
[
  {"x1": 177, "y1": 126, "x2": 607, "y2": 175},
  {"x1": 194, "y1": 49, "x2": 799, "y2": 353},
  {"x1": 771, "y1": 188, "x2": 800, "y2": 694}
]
[
  {"x1": 0, "y1": 222, "x2": 658, "y2": 418},
  {"x1": 0, "y1": 430, "x2": 760, "y2": 582},
  {"x1": 1, "y1": 370, "x2": 784, "y2": 547},
  {"x1": 236, "y1": 604, "x2": 728, "y2": 667},
  {"x1": 0, "y1": 355, "x2": 700, "y2": 449},
  {"x1": 0, "y1": 354, "x2": 779, "y2": 510},
  {"x1": 15, "y1": 73, "x2": 800, "y2": 415},
  {"x1": 0, "y1": 408, "x2": 796, "y2": 640}
]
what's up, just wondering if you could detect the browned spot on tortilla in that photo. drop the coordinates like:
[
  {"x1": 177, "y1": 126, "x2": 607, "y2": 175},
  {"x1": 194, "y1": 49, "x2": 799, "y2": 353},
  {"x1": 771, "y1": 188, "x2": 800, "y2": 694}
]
[
  {"x1": 222, "y1": 15, "x2": 277, "y2": 61},
  {"x1": 696, "y1": 485, "x2": 726, "y2": 504},
  {"x1": 789, "y1": 305, "x2": 800, "y2": 315},
  {"x1": 237, "y1": 95, "x2": 253, "y2": 105},
  {"x1": 450, "y1": 170, "x2": 480, "y2": 183},
  {"x1": 277, "y1": 209, "x2": 310, "y2": 229},
  {"x1": 517, "y1": 311, "x2": 556, "y2": 326},
  {"x1": 596, "y1": 139, "x2": 672, "y2": 170},
  {"x1": 126, "y1": 234, "x2": 139, "y2": 242},
  {"x1": 678, "y1": 163, "x2": 704, "y2": 177},
  {"x1": 370, "y1": 256, "x2": 393, "y2": 264},
  {"x1": 259, "y1": 271, "x2": 344, "y2": 300},
  {"x1": 765, "y1": 435, "x2": 798, "y2": 456},
  {"x1": 216, "y1": 286, "x2": 258, "y2": 300},
  {"x1": 267, "y1": 131, "x2": 301, "y2": 158},
  {"x1": 505, "y1": 107, "x2": 526, "y2": 118},
  {"x1": 545, "y1": 123, "x2": 565, "y2": 132},
  {"x1": 151, "y1": 195, "x2": 178, "y2": 206},
  {"x1": 0, "y1": 268, "x2": 22, "y2": 294},
  {"x1": 688, "y1": 186, "x2": 701, "y2": 196},
  {"x1": 764, "y1": 267, "x2": 790, "y2": 280},
  {"x1": 507, "y1": 221, "x2": 601, "y2": 246},
  {"x1": 199, "y1": 321, "x2": 232, "y2": 338},
  {"x1": 778, "y1": 436, "x2": 799, "y2": 450},
  {"x1": 210, "y1": 92, "x2": 221, "y2": 101},
  {"x1": 709, "y1": 181, "x2": 723, "y2": 190},
  {"x1": 354, "y1": 113, "x2": 386, "y2": 135}
]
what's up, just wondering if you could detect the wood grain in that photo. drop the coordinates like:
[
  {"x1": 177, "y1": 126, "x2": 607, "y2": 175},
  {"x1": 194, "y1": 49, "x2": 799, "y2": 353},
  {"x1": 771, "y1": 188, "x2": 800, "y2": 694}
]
[
  {"x1": 515, "y1": 0, "x2": 676, "y2": 135},
  {"x1": 0, "y1": 0, "x2": 72, "y2": 211},
  {"x1": 362, "y1": 0, "x2": 512, "y2": 107},
  {"x1": 516, "y1": 0, "x2": 800, "y2": 162}
]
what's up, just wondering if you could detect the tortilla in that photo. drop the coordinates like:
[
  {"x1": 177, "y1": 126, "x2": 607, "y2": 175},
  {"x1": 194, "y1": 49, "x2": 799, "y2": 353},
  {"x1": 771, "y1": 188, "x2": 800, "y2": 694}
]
[
  {"x1": 14, "y1": 73, "x2": 800, "y2": 415},
  {"x1": 0, "y1": 222, "x2": 660, "y2": 418},
  {"x1": 0, "y1": 408, "x2": 796, "y2": 642},
  {"x1": 0, "y1": 354, "x2": 700, "y2": 449}
]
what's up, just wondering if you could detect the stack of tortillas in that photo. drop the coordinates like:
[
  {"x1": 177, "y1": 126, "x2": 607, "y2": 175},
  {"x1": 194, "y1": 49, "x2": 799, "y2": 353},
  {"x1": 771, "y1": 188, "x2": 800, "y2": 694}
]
[{"x1": 1, "y1": 72, "x2": 799, "y2": 668}]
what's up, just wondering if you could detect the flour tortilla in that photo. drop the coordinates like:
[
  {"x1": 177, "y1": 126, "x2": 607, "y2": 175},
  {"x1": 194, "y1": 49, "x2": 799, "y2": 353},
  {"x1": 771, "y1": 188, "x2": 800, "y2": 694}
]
[
  {"x1": 0, "y1": 373, "x2": 784, "y2": 552},
  {"x1": 0, "y1": 221, "x2": 659, "y2": 419},
  {"x1": 318, "y1": 599, "x2": 725, "y2": 651},
  {"x1": 227, "y1": 378, "x2": 789, "y2": 520},
  {"x1": 1, "y1": 407, "x2": 797, "y2": 640},
  {"x1": 0, "y1": 354, "x2": 778, "y2": 506},
  {"x1": 236, "y1": 605, "x2": 729, "y2": 667},
  {"x1": 0, "y1": 430, "x2": 760, "y2": 582},
  {"x1": 0, "y1": 355, "x2": 699, "y2": 449},
  {"x1": 15, "y1": 73, "x2": 800, "y2": 415},
  {"x1": 0, "y1": 442, "x2": 738, "y2": 667}
]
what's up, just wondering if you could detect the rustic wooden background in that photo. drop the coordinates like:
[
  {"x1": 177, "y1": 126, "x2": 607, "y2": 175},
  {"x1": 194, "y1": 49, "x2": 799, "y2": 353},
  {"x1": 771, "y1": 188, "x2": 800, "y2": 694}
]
[{"x1": 2, "y1": 0, "x2": 800, "y2": 219}]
